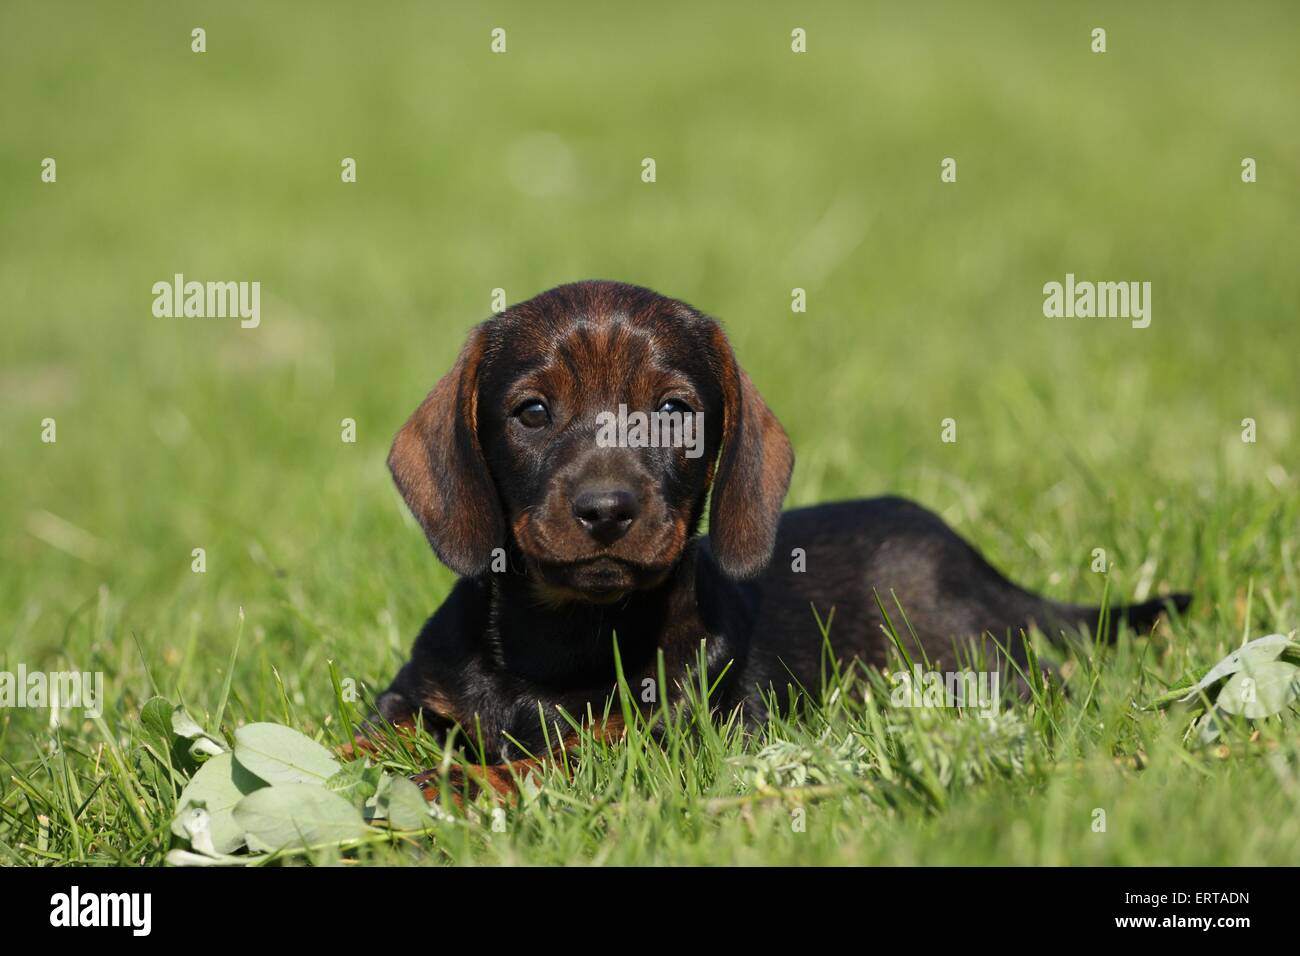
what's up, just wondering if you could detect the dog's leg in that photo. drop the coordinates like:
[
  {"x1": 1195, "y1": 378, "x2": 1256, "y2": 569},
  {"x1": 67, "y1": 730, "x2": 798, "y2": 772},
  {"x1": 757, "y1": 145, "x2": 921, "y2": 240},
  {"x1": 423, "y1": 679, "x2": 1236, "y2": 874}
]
[
  {"x1": 413, "y1": 759, "x2": 545, "y2": 804},
  {"x1": 337, "y1": 717, "x2": 419, "y2": 760},
  {"x1": 413, "y1": 714, "x2": 629, "y2": 804},
  {"x1": 337, "y1": 688, "x2": 456, "y2": 760}
]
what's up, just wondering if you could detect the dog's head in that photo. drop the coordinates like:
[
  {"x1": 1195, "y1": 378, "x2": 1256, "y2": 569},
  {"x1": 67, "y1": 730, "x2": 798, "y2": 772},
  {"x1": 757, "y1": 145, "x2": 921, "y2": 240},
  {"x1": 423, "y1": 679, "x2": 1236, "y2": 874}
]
[{"x1": 389, "y1": 281, "x2": 793, "y2": 602}]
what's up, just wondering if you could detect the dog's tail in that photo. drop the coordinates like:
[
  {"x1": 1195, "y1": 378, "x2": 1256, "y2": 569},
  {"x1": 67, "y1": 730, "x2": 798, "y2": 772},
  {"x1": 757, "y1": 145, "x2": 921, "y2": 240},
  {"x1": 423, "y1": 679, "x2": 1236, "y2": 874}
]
[{"x1": 1046, "y1": 591, "x2": 1192, "y2": 640}]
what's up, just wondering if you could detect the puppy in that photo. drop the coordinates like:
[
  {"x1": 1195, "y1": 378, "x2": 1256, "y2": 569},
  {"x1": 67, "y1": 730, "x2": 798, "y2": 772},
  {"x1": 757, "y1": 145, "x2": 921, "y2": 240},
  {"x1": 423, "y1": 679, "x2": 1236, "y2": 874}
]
[{"x1": 372, "y1": 280, "x2": 1189, "y2": 790}]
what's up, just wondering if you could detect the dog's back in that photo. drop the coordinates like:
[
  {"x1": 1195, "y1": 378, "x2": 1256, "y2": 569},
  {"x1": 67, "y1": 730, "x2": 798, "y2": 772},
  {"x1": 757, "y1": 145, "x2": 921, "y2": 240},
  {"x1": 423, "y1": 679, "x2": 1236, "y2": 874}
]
[{"x1": 733, "y1": 497, "x2": 1189, "y2": 687}]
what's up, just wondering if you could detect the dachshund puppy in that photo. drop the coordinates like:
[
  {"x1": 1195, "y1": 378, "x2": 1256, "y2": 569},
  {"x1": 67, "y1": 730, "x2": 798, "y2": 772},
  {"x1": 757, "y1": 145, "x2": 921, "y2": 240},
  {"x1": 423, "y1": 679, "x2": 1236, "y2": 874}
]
[{"x1": 373, "y1": 280, "x2": 1189, "y2": 791}]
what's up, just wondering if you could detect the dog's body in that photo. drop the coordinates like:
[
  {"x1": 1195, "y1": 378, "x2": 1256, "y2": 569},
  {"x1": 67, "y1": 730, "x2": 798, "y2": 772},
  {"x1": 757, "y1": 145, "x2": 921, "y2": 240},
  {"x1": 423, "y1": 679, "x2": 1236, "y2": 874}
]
[{"x1": 372, "y1": 281, "x2": 1188, "y2": 775}]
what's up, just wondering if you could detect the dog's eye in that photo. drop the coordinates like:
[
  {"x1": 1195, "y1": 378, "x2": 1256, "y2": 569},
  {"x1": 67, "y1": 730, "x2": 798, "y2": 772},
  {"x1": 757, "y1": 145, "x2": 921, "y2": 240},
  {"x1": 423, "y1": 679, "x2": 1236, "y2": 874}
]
[
  {"x1": 657, "y1": 398, "x2": 692, "y2": 415},
  {"x1": 513, "y1": 400, "x2": 551, "y2": 429}
]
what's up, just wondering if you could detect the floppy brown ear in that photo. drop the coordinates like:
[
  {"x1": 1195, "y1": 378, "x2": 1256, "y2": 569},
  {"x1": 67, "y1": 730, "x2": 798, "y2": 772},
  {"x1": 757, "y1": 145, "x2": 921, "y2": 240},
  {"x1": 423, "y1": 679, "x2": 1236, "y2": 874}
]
[
  {"x1": 708, "y1": 330, "x2": 794, "y2": 579},
  {"x1": 388, "y1": 327, "x2": 503, "y2": 576}
]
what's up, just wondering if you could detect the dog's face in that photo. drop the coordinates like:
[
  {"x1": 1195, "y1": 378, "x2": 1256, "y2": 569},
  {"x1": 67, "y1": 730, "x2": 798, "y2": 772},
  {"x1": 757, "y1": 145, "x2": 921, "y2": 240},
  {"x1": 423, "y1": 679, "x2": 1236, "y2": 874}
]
[
  {"x1": 389, "y1": 281, "x2": 793, "y2": 602},
  {"x1": 475, "y1": 290, "x2": 725, "y2": 602}
]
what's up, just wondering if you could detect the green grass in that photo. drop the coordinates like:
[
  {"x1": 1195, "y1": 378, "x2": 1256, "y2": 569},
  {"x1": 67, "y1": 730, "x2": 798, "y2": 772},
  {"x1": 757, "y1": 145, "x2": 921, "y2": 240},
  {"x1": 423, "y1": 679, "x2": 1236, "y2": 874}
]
[{"x1": 2, "y1": 0, "x2": 1299, "y2": 866}]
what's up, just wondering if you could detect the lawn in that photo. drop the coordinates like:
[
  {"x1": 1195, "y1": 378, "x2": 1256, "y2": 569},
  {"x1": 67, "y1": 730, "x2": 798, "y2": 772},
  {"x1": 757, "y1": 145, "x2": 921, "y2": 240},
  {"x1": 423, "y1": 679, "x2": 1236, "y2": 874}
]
[{"x1": 2, "y1": 0, "x2": 1298, "y2": 866}]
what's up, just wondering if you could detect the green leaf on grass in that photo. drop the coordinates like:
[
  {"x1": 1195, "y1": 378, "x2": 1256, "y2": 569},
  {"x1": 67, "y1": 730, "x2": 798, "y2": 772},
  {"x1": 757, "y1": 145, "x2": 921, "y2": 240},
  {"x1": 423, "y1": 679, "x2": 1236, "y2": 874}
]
[
  {"x1": 383, "y1": 776, "x2": 433, "y2": 831},
  {"x1": 1216, "y1": 660, "x2": 1300, "y2": 718},
  {"x1": 326, "y1": 759, "x2": 385, "y2": 807},
  {"x1": 1179, "y1": 634, "x2": 1294, "y2": 702},
  {"x1": 233, "y1": 722, "x2": 340, "y2": 785},
  {"x1": 171, "y1": 704, "x2": 228, "y2": 757},
  {"x1": 140, "y1": 696, "x2": 173, "y2": 743},
  {"x1": 1194, "y1": 706, "x2": 1226, "y2": 745},
  {"x1": 364, "y1": 772, "x2": 394, "y2": 821},
  {"x1": 233, "y1": 783, "x2": 369, "y2": 851},
  {"x1": 170, "y1": 751, "x2": 266, "y2": 853}
]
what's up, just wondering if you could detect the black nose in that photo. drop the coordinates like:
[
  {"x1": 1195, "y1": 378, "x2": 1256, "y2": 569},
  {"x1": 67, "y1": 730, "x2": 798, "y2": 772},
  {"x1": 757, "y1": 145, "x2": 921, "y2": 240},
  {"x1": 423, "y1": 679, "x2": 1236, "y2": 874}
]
[{"x1": 572, "y1": 488, "x2": 639, "y2": 545}]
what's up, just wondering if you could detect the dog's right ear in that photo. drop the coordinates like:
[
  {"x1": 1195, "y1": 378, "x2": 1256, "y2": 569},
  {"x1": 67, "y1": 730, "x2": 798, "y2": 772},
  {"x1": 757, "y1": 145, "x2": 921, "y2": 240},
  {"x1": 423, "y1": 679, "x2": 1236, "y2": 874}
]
[{"x1": 388, "y1": 326, "x2": 503, "y2": 576}]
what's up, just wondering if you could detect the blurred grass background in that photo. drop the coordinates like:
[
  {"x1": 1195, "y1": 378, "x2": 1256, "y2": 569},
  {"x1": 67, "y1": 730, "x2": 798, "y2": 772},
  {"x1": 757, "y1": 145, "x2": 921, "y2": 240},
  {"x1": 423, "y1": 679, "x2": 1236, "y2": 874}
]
[{"x1": 1, "y1": 0, "x2": 1298, "y2": 864}]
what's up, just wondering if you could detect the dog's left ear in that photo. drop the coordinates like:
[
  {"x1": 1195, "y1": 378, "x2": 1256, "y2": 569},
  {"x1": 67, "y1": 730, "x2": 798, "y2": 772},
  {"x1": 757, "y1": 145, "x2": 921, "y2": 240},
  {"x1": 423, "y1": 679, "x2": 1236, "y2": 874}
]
[
  {"x1": 708, "y1": 328, "x2": 794, "y2": 580},
  {"x1": 388, "y1": 326, "x2": 503, "y2": 576}
]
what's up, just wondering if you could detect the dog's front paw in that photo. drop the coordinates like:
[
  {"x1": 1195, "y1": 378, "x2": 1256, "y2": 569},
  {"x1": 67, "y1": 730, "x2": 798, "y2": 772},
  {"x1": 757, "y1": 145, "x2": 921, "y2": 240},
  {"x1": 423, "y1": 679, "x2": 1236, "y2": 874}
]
[
  {"x1": 336, "y1": 713, "x2": 419, "y2": 760},
  {"x1": 411, "y1": 760, "x2": 542, "y2": 804}
]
